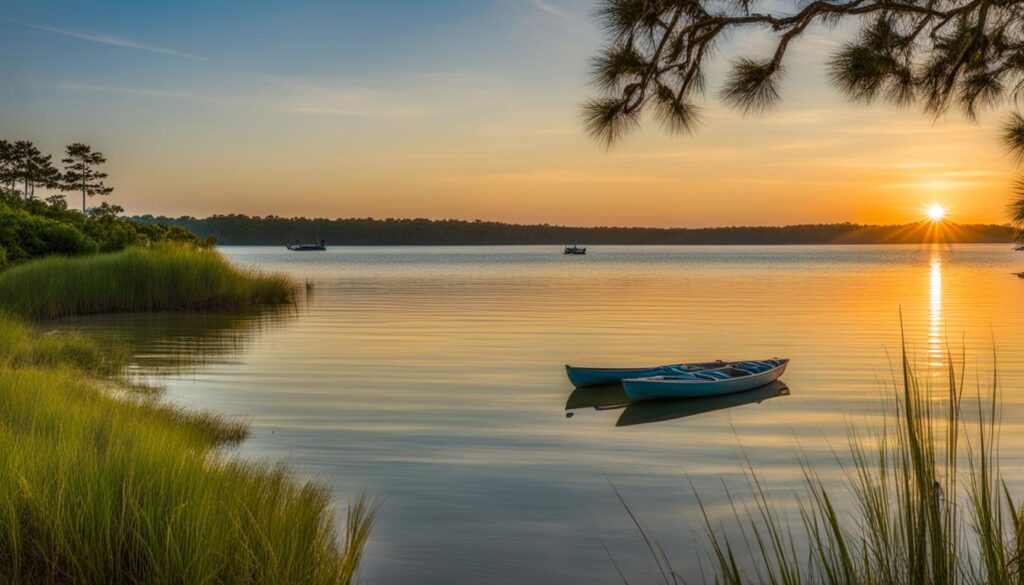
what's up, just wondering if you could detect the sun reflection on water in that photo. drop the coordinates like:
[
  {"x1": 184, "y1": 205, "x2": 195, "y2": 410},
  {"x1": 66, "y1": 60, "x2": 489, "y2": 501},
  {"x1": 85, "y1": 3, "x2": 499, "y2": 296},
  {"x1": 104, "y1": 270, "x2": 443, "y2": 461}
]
[{"x1": 928, "y1": 250, "x2": 943, "y2": 368}]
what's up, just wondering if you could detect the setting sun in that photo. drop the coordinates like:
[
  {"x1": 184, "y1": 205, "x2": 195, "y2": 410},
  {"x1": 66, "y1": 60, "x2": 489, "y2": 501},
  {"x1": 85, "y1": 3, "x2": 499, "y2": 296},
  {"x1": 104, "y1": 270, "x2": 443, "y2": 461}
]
[{"x1": 927, "y1": 204, "x2": 947, "y2": 221}]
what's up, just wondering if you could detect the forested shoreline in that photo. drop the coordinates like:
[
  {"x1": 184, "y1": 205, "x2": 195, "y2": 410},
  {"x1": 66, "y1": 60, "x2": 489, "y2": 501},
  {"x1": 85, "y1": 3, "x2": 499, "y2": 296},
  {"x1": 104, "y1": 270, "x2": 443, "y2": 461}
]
[{"x1": 133, "y1": 214, "x2": 1016, "y2": 245}]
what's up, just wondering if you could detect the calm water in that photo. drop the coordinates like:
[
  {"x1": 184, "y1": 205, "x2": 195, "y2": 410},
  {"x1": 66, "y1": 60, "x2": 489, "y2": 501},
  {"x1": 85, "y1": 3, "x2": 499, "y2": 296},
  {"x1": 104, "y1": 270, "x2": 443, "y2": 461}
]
[{"x1": 65, "y1": 245, "x2": 1024, "y2": 584}]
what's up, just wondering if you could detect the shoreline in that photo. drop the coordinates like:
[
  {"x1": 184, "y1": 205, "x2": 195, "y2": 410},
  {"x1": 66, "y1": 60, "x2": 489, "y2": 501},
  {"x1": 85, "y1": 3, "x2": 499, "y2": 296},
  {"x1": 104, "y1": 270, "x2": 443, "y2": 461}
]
[
  {"x1": 134, "y1": 216, "x2": 1017, "y2": 247},
  {"x1": 215, "y1": 241, "x2": 1022, "y2": 247}
]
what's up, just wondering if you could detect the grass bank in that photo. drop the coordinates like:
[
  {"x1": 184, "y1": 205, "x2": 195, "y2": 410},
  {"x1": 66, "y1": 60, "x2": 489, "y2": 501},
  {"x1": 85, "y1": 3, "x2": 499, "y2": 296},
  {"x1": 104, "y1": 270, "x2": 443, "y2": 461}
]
[
  {"x1": 0, "y1": 244, "x2": 294, "y2": 319},
  {"x1": 0, "y1": 314, "x2": 374, "y2": 584}
]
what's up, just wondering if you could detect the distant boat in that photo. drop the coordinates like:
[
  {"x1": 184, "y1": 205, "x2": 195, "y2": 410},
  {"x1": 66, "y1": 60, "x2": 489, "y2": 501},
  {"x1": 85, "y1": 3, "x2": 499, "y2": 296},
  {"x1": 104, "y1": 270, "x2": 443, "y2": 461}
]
[
  {"x1": 287, "y1": 239, "x2": 326, "y2": 251},
  {"x1": 1015, "y1": 244, "x2": 1024, "y2": 251},
  {"x1": 622, "y1": 359, "x2": 789, "y2": 401},
  {"x1": 564, "y1": 244, "x2": 586, "y2": 255}
]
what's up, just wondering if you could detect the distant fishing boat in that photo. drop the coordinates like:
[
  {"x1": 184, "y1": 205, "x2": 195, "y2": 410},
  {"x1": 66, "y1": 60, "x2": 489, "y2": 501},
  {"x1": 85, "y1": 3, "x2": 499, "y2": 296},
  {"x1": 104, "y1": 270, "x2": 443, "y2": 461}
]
[
  {"x1": 564, "y1": 244, "x2": 586, "y2": 255},
  {"x1": 622, "y1": 359, "x2": 789, "y2": 401},
  {"x1": 287, "y1": 239, "x2": 326, "y2": 251}
]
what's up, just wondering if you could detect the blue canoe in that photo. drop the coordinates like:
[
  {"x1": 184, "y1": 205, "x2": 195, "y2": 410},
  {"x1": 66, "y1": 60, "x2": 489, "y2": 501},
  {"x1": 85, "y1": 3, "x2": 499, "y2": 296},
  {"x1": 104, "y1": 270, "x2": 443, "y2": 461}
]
[
  {"x1": 622, "y1": 359, "x2": 789, "y2": 401},
  {"x1": 567, "y1": 360, "x2": 741, "y2": 388}
]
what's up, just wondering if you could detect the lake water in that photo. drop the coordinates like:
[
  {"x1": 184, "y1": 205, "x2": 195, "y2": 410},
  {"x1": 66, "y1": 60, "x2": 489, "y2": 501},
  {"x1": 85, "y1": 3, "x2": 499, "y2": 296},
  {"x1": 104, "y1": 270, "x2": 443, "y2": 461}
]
[{"x1": 63, "y1": 244, "x2": 1024, "y2": 584}]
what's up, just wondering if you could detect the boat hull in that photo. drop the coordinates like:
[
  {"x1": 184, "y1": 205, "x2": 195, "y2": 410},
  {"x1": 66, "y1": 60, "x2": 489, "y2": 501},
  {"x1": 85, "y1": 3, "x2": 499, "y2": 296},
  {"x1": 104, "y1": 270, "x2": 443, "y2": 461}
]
[
  {"x1": 623, "y1": 362, "x2": 788, "y2": 401},
  {"x1": 565, "y1": 361, "x2": 728, "y2": 388}
]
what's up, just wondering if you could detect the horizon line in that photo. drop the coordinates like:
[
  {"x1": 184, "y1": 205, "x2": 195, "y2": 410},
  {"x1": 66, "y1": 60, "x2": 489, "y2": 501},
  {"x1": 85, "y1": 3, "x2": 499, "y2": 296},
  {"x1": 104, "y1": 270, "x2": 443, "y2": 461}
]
[{"x1": 129, "y1": 214, "x2": 1015, "y2": 231}]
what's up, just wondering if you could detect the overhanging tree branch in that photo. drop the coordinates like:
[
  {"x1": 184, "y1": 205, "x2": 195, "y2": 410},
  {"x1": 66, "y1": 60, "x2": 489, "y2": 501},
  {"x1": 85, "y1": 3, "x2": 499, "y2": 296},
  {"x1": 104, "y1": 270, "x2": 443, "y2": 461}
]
[{"x1": 585, "y1": 0, "x2": 1024, "y2": 231}]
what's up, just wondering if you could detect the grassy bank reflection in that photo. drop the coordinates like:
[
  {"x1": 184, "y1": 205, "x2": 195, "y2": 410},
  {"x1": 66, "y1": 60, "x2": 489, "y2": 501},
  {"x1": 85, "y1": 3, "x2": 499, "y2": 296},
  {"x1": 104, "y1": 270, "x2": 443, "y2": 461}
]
[{"x1": 57, "y1": 305, "x2": 297, "y2": 376}]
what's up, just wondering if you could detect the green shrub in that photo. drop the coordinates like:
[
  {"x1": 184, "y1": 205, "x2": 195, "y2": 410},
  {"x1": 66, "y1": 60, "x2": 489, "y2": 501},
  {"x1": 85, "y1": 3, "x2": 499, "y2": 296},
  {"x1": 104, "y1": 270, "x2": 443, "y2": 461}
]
[
  {"x1": 0, "y1": 244, "x2": 295, "y2": 319},
  {"x1": 0, "y1": 208, "x2": 98, "y2": 262},
  {"x1": 0, "y1": 191, "x2": 203, "y2": 266}
]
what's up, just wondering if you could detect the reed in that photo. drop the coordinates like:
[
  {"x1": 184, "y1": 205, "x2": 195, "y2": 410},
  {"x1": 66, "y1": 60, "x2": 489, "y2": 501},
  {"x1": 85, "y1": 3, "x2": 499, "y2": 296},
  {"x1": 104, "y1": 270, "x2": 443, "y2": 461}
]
[
  {"x1": 688, "y1": 335, "x2": 1022, "y2": 585},
  {"x1": 0, "y1": 244, "x2": 294, "y2": 319},
  {"x1": 0, "y1": 313, "x2": 374, "y2": 584},
  {"x1": 609, "y1": 332, "x2": 1024, "y2": 584}
]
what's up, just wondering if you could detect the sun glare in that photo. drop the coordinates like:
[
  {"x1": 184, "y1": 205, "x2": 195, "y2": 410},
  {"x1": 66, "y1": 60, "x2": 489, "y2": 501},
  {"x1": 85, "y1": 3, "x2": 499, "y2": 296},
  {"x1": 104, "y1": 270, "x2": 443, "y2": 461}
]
[{"x1": 926, "y1": 204, "x2": 947, "y2": 222}]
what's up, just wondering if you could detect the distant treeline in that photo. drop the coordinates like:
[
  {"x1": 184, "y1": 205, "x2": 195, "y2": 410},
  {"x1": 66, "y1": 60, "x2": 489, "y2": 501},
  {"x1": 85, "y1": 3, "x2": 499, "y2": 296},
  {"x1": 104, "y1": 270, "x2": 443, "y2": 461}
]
[{"x1": 131, "y1": 214, "x2": 1018, "y2": 245}]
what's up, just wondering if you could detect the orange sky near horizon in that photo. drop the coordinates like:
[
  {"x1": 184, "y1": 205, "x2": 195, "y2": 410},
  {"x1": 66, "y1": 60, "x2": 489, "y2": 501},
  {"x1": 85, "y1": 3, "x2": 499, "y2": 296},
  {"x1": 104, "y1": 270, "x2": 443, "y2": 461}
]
[
  {"x1": 106, "y1": 99, "x2": 1013, "y2": 227},
  {"x1": 1, "y1": 2, "x2": 1018, "y2": 228}
]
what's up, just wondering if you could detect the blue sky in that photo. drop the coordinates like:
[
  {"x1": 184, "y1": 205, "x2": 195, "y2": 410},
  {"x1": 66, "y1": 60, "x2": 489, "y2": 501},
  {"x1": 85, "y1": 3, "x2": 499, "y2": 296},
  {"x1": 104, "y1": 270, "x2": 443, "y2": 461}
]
[{"x1": 0, "y1": 1, "x2": 1014, "y2": 225}]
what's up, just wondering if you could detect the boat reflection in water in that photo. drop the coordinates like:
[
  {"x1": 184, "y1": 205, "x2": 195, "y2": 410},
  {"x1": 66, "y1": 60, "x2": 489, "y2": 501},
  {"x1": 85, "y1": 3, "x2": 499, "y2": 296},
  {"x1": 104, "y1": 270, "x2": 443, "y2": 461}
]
[{"x1": 565, "y1": 381, "x2": 790, "y2": 427}]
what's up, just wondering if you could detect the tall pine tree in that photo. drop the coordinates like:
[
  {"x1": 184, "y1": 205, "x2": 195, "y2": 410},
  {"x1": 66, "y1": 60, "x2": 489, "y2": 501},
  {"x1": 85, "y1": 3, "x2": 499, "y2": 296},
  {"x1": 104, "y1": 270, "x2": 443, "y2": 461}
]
[
  {"x1": 11, "y1": 141, "x2": 39, "y2": 197},
  {"x1": 0, "y1": 140, "x2": 15, "y2": 191},
  {"x1": 61, "y1": 143, "x2": 113, "y2": 213},
  {"x1": 27, "y1": 152, "x2": 60, "y2": 199}
]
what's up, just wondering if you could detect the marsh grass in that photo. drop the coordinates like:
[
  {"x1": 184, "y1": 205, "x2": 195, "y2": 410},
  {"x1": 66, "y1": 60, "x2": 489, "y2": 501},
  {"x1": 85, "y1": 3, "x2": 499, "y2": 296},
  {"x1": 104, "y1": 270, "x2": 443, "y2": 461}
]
[
  {"x1": 613, "y1": 332, "x2": 1024, "y2": 585},
  {"x1": 0, "y1": 314, "x2": 375, "y2": 584},
  {"x1": 0, "y1": 244, "x2": 294, "y2": 319},
  {"x1": 690, "y1": 335, "x2": 1024, "y2": 585}
]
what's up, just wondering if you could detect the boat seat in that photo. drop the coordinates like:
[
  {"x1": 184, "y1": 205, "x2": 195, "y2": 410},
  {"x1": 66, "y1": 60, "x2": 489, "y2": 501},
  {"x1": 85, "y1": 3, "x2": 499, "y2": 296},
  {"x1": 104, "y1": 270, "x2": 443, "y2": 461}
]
[
  {"x1": 736, "y1": 361, "x2": 772, "y2": 373},
  {"x1": 696, "y1": 370, "x2": 731, "y2": 380},
  {"x1": 661, "y1": 372, "x2": 699, "y2": 380}
]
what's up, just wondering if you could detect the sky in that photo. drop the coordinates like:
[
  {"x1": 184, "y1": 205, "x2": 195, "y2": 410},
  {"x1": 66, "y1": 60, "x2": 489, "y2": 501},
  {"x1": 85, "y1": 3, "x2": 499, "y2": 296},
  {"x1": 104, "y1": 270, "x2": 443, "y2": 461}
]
[{"x1": 0, "y1": 0, "x2": 1017, "y2": 227}]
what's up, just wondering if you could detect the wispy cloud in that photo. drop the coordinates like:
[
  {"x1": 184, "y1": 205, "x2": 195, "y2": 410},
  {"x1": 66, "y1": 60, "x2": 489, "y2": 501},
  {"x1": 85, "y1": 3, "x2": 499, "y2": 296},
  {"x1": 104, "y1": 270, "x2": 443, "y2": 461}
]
[
  {"x1": 279, "y1": 82, "x2": 426, "y2": 119},
  {"x1": 518, "y1": 0, "x2": 587, "y2": 27},
  {"x1": 444, "y1": 169, "x2": 663, "y2": 184},
  {"x1": 880, "y1": 178, "x2": 1005, "y2": 190},
  {"x1": 55, "y1": 82, "x2": 212, "y2": 101},
  {"x1": 54, "y1": 79, "x2": 427, "y2": 120},
  {"x1": 12, "y1": 20, "x2": 204, "y2": 61},
  {"x1": 530, "y1": 0, "x2": 569, "y2": 18},
  {"x1": 510, "y1": 0, "x2": 590, "y2": 39},
  {"x1": 621, "y1": 146, "x2": 746, "y2": 161}
]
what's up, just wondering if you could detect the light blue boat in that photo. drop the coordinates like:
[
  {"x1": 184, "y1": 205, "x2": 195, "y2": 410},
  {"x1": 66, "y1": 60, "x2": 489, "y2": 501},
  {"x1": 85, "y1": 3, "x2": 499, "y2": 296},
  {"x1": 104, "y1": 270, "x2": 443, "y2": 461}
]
[
  {"x1": 565, "y1": 362, "x2": 733, "y2": 389},
  {"x1": 622, "y1": 359, "x2": 789, "y2": 401},
  {"x1": 566, "y1": 360, "x2": 736, "y2": 388}
]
